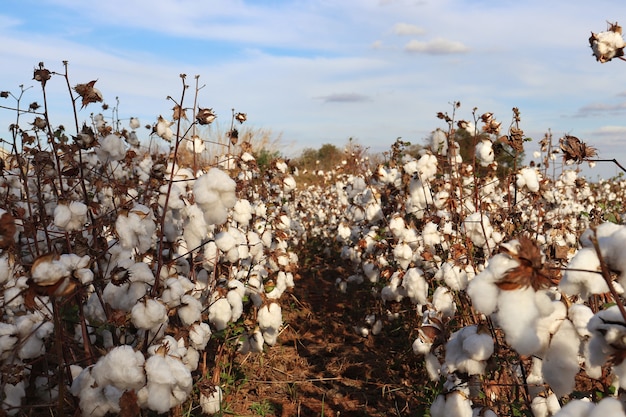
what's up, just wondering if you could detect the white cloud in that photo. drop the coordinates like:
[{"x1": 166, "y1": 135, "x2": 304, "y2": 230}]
[
  {"x1": 404, "y1": 37, "x2": 469, "y2": 54},
  {"x1": 316, "y1": 93, "x2": 371, "y2": 103},
  {"x1": 593, "y1": 125, "x2": 626, "y2": 136},
  {"x1": 393, "y1": 22, "x2": 426, "y2": 36}
]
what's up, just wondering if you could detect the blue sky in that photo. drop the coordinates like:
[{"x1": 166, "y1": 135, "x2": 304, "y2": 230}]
[{"x1": 2, "y1": 0, "x2": 626, "y2": 179}]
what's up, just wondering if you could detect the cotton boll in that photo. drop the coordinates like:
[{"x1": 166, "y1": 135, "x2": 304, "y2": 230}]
[
  {"x1": 258, "y1": 303, "x2": 282, "y2": 345},
  {"x1": 433, "y1": 286, "x2": 456, "y2": 318},
  {"x1": 178, "y1": 294, "x2": 203, "y2": 326},
  {"x1": 208, "y1": 297, "x2": 232, "y2": 331},
  {"x1": 589, "y1": 397, "x2": 626, "y2": 417},
  {"x1": 393, "y1": 242, "x2": 413, "y2": 270},
  {"x1": 430, "y1": 129, "x2": 448, "y2": 156},
  {"x1": 92, "y1": 345, "x2": 146, "y2": 391},
  {"x1": 115, "y1": 204, "x2": 156, "y2": 254},
  {"x1": 232, "y1": 199, "x2": 253, "y2": 225},
  {"x1": 189, "y1": 322, "x2": 212, "y2": 350},
  {"x1": 227, "y1": 290, "x2": 244, "y2": 322},
  {"x1": 496, "y1": 286, "x2": 541, "y2": 355},
  {"x1": 416, "y1": 152, "x2": 439, "y2": 180},
  {"x1": 401, "y1": 267, "x2": 428, "y2": 305},
  {"x1": 560, "y1": 248, "x2": 606, "y2": 299},
  {"x1": 516, "y1": 167, "x2": 541, "y2": 192},
  {"x1": 102, "y1": 281, "x2": 147, "y2": 312},
  {"x1": 436, "y1": 261, "x2": 468, "y2": 291},
  {"x1": 422, "y1": 221, "x2": 441, "y2": 248},
  {"x1": 553, "y1": 399, "x2": 594, "y2": 416},
  {"x1": 200, "y1": 386, "x2": 223, "y2": 415},
  {"x1": 97, "y1": 133, "x2": 127, "y2": 162},
  {"x1": 381, "y1": 273, "x2": 406, "y2": 303},
  {"x1": 568, "y1": 304, "x2": 594, "y2": 339},
  {"x1": 542, "y1": 319, "x2": 579, "y2": 397},
  {"x1": 475, "y1": 139, "x2": 494, "y2": 167},
  {"x1": 239, "y1": 329, "x2": 265, "y2": 354},
  {"x1": 3, "y1": 381, "x2": 25, "y2": 416},
  {"x1": 193, "y1": 168, "x2": 237, "y2": 225},
  {"x1": 0, "y1": 323, "x2": 18, "y2": 360},
  {"x1": 131, "y1": 298, "x2": 168, "y2": 330}
]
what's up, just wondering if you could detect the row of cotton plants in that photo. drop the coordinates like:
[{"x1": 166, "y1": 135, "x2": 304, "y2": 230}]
[
  {"x1": 0, "y1": 70, "x2": 304, "y2": 415},
  {"x1": 307, "y1": 108, "x2": 626, "y2": 416}
]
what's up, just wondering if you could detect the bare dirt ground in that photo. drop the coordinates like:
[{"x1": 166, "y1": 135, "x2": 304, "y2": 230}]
[{"x1": 223, "y1": 253, "x2": 431, "y2": 417}]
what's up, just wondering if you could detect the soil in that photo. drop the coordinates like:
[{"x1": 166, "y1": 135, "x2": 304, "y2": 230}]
[{"x1": 223, "y1": 259, "x2": 431, "y2": 417}]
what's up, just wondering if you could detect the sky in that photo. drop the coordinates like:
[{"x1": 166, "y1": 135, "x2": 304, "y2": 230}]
[{"x1": 2, "y1": 0, "x2": 626, "y2": 179}]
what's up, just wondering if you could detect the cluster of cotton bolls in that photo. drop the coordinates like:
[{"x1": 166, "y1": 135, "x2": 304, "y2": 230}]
[
  {"x1": 0, "y1": 103, "x2": 311, "y2": 416},
  {"x1": 296, "y1": 119, "x2": 626, "y2": 416}
]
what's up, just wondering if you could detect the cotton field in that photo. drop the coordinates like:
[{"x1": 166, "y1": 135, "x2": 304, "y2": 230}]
[{"x1": 2, "y1": 51, "x2": 626, "y2": 416}]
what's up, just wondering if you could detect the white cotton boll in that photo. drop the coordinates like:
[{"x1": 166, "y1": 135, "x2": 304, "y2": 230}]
[
  {"x1": 433, "y1": 286, "x2": 456, "y2": 318},
  {"x1": 131, "y1": 298, "x2": 168, "y2": 330},
  {"x1": 193, "y1": 168, "x2": 237, "y2": 225},
  {"x1": 227, "y1": 290, "x2": 244, "y2": 322},
  {"x1": 422, "y1": 221, "x2": 441, "y2": 248},
  {"x1": 381, "y1": 274, "x2": 406, "y2": 303},
  {"x1": 416, "y1": 153, "x2": 438, "y2": 180},
  {"x1": 402, "y1": 268, "x2": 428, "y2": 305},
  {"x1": 430, "y1": 129, "x2": 448, "y2": 155},
  {"x1": 208, "y1": 297, "x2": 232, "y2": 331},
  {"x1": 393, "y1": 242, "x2": 413, "y2": 270},
  {"x1": 239, "y1": 329, "x2": 265, "y2": 354},
  {"x1": 115, "y1": 204, "x2": 156, "y2": 254},
  {"x1": 0, "y1": 323, "x2": 18, "y2": 360},
  {"x1": 97, "y1": 133, "x2": 127, "y2": 162},
  {"x1": 591, "y1": 30, "x2": 626, "y2": 63},
  {"x1": 560, "y1": 248, "x2": 606, "y2": 299},
  {"x1": 183, "y1": 346, "x2": 199, "y2": 371},
  {"x1": 462, "y1": 212, "x2": 492, "y2": 247},
  {"x1": 436, "y1": 261, "x2": 468, "y2": 291},
  {"x1": 568, "y1": 304, "x2": 594, "y2": 338},
  {"x1": 143, "y1": 354, "x2": 193, "y2": 413},
  {"x1": 389, "y1": 215, "x2": 406, "y2": 238},
  {"x1": 3, "y1": 381, "x2": 25, "y2": 415},
  {"x1": 516, "y1": 167, "x2": 541, "y2": 192},
  {"x1": 200, "y1": 386, "x2": 223, "y2": 415},
  {"x1": 283, "y1": 175, "x2": 297, "y2": 192},
  {"x1": 189, "y1": 322, "x2": 212, "y2": 350},
  {"x1": 258, "y1": 303, "x2": 282, "y2": 345},
  {"x1": 553, "y1": 399, "x2": 594, "y2": 416},
  {"x1": 496, "y1": 286, "x2": 541, "y2": 355},
  {"x1": 475, "y1": 139, "x2": 494, "y2": 167},
  {"x1": 178, "y1": 294, "x2": 203, "y2": 326},
  {"x1": 363, "y1": 261, "x2": 379, "y2": 283},
  {"x1": 542, "y1": 319, "x2": 580, "y2": 397},
  {"x1": 232, "y1": 199, "x2": 253, "y2": 225},
  {"x1": 104, "y1": 281, "x2": 147, "y2": 312},
  {"x1": 580, "y1": 222, "x2": 621, "y2": 248},
  {"x1": 92, "y1": 345, "x2": 146, "y2": 391},
  {"x1": 590, "y1": 397, "x2": 626, "y2": 417},
  {"x1": 186, "y1": 135, "x2": 206, "y2": 153}
]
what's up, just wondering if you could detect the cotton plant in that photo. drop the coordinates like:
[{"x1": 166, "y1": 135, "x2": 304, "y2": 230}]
[{"x1": 590, "y1": 21, "x2": 626, "y2": 63}]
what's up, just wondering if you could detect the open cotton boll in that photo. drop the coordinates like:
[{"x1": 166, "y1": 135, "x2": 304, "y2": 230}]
[
  {"x1": 401, "y1": 267, "x2": 428, "y2": 305},
  {"x1": 462, "y1": 212, "x2": 492, "y2": 247},
  {"x1": 568, "y1": 304, "x2": 594, "y2": 338},
  {"x1": 227, "y1": 290, "x2": 244, "y2": 322},
  {"x1": 0, "y1": 323, "x2": 18, "y2": 360},
  {"x1": 445, "y1": 325, "x2": 494, "y2": 375},
  {"x1": 115, "y1": 204, "x2": 156, "y2": 254},
  {"x1": 381, "y1": 273, "x2": 406, "y2": 303},
  {"x1": 591, "y1": 29, "x2": 626, "y2": 63},
  {"x1": 258, "y1": 303, "x2": 282, "y2": 345},
  {"x1": 430, "y1": 129, "x2": 448, "y2": 156},
  {"x1": 467, "y1": 253, "x2": 519, "y2": 315},
  {"x1": 142, "y1": 353, "x2": 193, "y2": 413},
  {"x1": 475, "y1": 139, "x2": 494, "y2": 167},
  {"x1": 232, "y1": 199, "x2": 253, "y2": 225},
  {"x1": 189, "y1": 322, "x2": 212, "y2": 350},
  {"x1": 416, "y1": 152, "x2": 439, "y2": 180},
  {"x1": 430, "y1": 391, "x2": 473, "y2": 417},
  {"x1": 178, "y1": 294, "x2": 203, "y2": 326},
  {"x1": 560, "y1": 248, "x2": 605, "y2": 299},
  {"x1": 552, "y1": 399, "x2": 594, "y2": 416},
  {"x1": 542, "y1": 319, "x2": 580, "y2": 397},
  {"x1": 239, "y1": 329, "x2": 265, "y2": 354},
  {"x1": 92, "y1": 345, "x2": 146, "y2": 391},
  {"x1": 208, "y1": 297, "x2": 232, "y2": 331},
  {"x1": 131, "y1": 298, "x2": 168, "y2": 330},
  {"x1": 3, "y1": 381, "x2": 25, "y2": 416},
  {"x1": 422, "y1": 221, "x2": 441, "y2": 248},
  {"x1": 435, "y1": 261, "x2": 468, "y2": 291},
  {"x1": 54, "y1": 201, "x2": 88, "y2": 231},
  {"x1": 589, "y1": 397, "x2": 626, "y2": 416},
  {"x1": 393, "y1": 242, "x2": 413, "y2": 270},
  {"x1": 200, "y1": 386, "x2": 223, "y2": 415},
  {"x1": 496, "y1": 286, "x2": 542, "y2": 355},
  {"x1": 97, "y1": 133, "x2": 127, "y2": 162},
  {"x1": 102, "y1": 281, "x2": 147, "y2": 312},
  {"x1": 516, "y1": 167, "x2": 541, "y2": 192},
  {"x1": 70, "y1": 366, "x2": 122, "y2": 417},
  {"x1": 15, "y1": 314, "x2": 53, "y2": 359},
  {"x1": 433, "y1": 286, "x2": 456, "y2": 318},
  {"x1": 193, "y1": 168, "x2": 237, "y2": 225}
]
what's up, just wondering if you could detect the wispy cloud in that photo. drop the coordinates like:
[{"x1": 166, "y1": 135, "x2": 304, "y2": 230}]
[
  {"x1": 316, "y1": 93, "x2": 371, "y2": 103},
  {"x1": 404, "y1": 37, "x2": 469, "y2": 54},
  {"x1": 392, "y1": 23, "x2": 426, "y2": 36},
  {"x1": 575, "y1": 102, "x2": 626, "y2": 117}
]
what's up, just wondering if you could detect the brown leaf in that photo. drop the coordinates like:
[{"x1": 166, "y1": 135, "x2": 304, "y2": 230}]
[
  {"x1": 496, "y1": 237, "x2": 557, "y2": 291},
  {"x1": 0, "y1": 212, "x2": 16, "y2": 249},
  {"x1": 559, "y1": 135, "x2": 597, "y2": 163},
  {"x1": 119, "y1": 390, "x2": 140, "y2": 417},
  {"x1": 172, "y1": 104, "x2": 188, "y2": 121},
  {"x1": 74, "y1": 80, "x2": 103, "y2": 109}
]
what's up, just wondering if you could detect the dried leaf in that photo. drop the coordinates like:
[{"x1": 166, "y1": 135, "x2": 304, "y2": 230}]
[
  {"x1": 119, "y1": 390, "x2": 140, "y2": 417},
  {"x1": 496, "y1": 237, "x2": 557, "y2": 291},
  {"x1": 172, "y1": 104, "x2": 188, "y2": 121},
  {"x1": 560, "y1": 135, "x2": 597, "y2": 163},
  {"x1": 74, "y1": 80, "x2": 104, "y2": 109}
]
